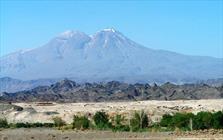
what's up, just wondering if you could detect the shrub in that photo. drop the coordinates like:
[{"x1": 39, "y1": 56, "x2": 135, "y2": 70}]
[
  {"x1": 73, "y1": 115, "x2": 90, "y2": 130},
  {"x1": 31, "y1": 122, "x2": 43, "y2": 127},
  {"x1": 130, "y1": 110, "x2": 148, "y2": 132},
  {"x1": 172, "y1": 113, "x2": 194, "y2": 130},
  {"x1": 160, "y1": 113, "x2": 194, "y2": 130},
  {"x1": 15, "y1": 122, "x2": 31, "y2": 128},
  {"x1": 114, "y1": 114, "x2": 123, "y2": 125},
  {"x1": 112, "y1": 114, "x2": 130, "y2": 132},
  {"x1": 212, "y1": 111, "x2": 223, "y2": 129},
  {"x1": 52, "y1": 116, "x2": 66, "y2": 128},
  {"x1": 193, "y1": 111, "x2": 213, "y2": 130},
  {"x1": 160, "y1": 114, "x2": 173, "y2": 128},
  {"x1": 0, "y1": 118, "x2": 8, "y2": 128},
  {"x1": 93, "y1": 111, "x2": 111, "y2": 129}
]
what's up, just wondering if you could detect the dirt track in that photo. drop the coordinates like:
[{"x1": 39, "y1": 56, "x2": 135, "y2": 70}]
[{"x1": 1, "y1": 128, "x2": 223, "y2": 140}]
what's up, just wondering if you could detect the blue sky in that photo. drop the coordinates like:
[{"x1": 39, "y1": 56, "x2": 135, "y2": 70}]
[{"x1": 0, "y1": 0, "x2": 222, "y2": 58}]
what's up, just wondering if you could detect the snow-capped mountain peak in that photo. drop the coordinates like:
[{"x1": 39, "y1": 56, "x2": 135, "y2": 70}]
[
  {"x1": 102, "y1": 28, "x2": 116, "y2": 33},
  {"x1": 94, "y1": 28, "x2": 123, "y2": 36},
  {"x1": 0, "y1": 29, "x2": 222, "y2": 83}
]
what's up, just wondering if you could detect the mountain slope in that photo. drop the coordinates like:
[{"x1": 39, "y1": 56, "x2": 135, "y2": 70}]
[{"x1": 0, "y1": 28, "x2": 222, "y2": 83}]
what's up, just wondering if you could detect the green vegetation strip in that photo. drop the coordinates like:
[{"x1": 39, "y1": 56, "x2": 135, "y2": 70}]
[{"x1": 0, "y1": 111, "x2": 223, "y2": 132}]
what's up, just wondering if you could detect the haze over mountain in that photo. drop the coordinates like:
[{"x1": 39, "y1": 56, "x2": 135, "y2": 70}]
[{"x1": 0, "y1": 28, "x2": 222, "y2": 84}]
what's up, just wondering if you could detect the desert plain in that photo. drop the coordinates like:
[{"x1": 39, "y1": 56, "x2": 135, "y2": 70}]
[{"x1": 1, "y1": 99, "x2": 223, "y2": 140}]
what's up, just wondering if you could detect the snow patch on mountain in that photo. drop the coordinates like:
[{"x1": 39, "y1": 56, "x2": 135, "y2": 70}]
[{"x1": 102, "y1": 28, "x2": 116, "y2": 32}]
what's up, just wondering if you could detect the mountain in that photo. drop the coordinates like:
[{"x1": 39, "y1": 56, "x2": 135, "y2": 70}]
[
  {"x1": 0, "y1": 28, "x2": 222, "y2": 84},
  {"x1": 1, "y1": 80, "x2": 222, "y2": 102}
]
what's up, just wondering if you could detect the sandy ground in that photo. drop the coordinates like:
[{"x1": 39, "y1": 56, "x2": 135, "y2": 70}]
[
  {"x1": 0, "y1": 128, "x2": 223, "y2": 140},
  {"x1": 1, "y1": 99, "x2": 222, "y2": 124}
]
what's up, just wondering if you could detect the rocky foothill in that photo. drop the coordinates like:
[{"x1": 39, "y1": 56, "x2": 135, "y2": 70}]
[{"x1": 0, "y1": 79, "x2": 222, "y2": 102}]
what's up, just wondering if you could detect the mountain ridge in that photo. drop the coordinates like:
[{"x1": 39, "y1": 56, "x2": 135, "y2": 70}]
[
  {"x1": 0, "y1": 79, "x2": 222, "y2": 102},
  {"x1": 0, "y1": 77, "x2": 223, "y2": 93}
]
